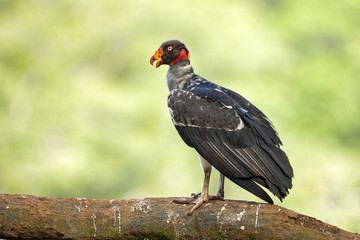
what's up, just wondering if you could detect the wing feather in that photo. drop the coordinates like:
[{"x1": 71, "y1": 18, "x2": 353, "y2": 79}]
[{"x1": 168, "y1": 87, "x2": 293, "y2": 202}]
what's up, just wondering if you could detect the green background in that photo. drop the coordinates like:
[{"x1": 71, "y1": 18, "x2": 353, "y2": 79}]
[{"x1": 1, "y1": 0, "x2": 359, "y2": 233}]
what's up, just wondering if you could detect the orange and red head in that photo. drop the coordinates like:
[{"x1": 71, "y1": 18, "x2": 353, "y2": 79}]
[{"x1": 150, "y1": 40, "x2": 190, "y2": 68}]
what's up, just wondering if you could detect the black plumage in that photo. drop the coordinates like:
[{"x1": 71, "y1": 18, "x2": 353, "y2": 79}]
[{"x1": 150, "y1": 40, "x2": 293, "y2": 214}]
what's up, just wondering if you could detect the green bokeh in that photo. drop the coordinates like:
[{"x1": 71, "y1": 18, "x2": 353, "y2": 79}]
[{"x1": 0, "y1": 0, "x2": 359, "y2": 233}]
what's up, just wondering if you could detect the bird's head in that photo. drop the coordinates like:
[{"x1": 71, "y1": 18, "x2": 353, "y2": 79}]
[{"x1": 150, "y1": 40, "x2": 190, "y2": 68}]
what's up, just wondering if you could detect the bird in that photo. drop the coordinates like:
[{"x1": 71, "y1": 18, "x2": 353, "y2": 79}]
[{"x1": 150, "y1": 40, "x2": 293, "y2": 215}]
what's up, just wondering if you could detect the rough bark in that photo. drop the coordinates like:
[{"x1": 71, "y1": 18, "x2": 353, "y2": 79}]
[{"x1": 0, "y1": 194, "x2": 358, "y2": 240}]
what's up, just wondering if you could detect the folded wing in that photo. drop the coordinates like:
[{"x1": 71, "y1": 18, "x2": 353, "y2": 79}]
[{"x1": 167, "y1": 87, "x2": 293, "y2": 203}]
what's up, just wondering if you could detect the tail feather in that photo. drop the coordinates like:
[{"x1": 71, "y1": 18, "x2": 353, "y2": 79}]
[{"x1": 229, "y1": 177, "x2": 274, "y2": 204}]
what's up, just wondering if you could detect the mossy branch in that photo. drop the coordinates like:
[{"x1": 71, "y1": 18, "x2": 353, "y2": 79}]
[{"x1": 0, "y1": 194, "x2": 358, "y2": 239}]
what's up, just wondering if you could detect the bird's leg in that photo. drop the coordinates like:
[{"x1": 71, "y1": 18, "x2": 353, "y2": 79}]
[
  {"x1": 172, "y1": 154, "x2": 222, "y2": 215},
  {"x1": 171, "y1": 169, "x2": 210, "y2": 206},
  {"x1": 192, "y1": 172, "x2": 225, "y2": 201},
  {"x1": 184, "y1": 167, "x2": 212, "y2": 215},
  {"x1": 182, "y1": 154, "x2": 214, "y2": 215},
  {"x1": 209, "y1": 172, "x2": 225, "y2": 200}
]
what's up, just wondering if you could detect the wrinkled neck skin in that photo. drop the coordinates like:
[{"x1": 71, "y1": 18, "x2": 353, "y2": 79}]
[{"x1": 167, "y1": 60, "x2": 194, "y2": 91}]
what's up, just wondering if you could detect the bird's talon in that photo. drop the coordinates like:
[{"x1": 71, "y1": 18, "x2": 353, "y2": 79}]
[
  {"x1": 208, "y1": 194, "x2": 224, "y2": 201},
  {"x1": 191, "y1": 192, "x2": 201, "y2": 199},
  {"x1": 172, "y1": 197, "x2": 196, "y2": 205},
  {"x1": 184, "y1": 195, "x2": 209, "y2": 215}
]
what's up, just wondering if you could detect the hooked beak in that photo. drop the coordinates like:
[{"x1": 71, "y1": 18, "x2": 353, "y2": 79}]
[{"x1": 150, "y1": 48, "x2": 163, "y2": 68}]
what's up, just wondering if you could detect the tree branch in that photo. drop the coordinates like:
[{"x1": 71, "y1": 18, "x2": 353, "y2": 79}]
[{"x1": 0, "y1": 194, "x2": 358, "y2": 239}]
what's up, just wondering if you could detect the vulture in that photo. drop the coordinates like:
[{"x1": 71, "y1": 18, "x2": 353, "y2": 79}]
[{"x1": 150, "y1": 40, "x2": 293, "y2": 215}]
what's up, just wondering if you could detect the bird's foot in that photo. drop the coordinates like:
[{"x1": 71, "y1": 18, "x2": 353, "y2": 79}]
[
  {"x1": 209, "y1": 193, "x2": 224, "y2": 201},
  {"x1": 172, "y1": 192, "x2": 201, "y2": 204},
  {"x1": 191, "y1": 192, "x2": 225, "y2": 201},
  {"x1": 171, "y1": 198, "x2": 193, "y2": 204},
  {"x1": 213, "y1": 189, "x2": 224, "y2": 200},
  {"x1": 191, "y1": 192, "x2": 201, "y2": 199},
  {"x1": 185, "y1": 193, "x2": 211, "y2": 216},
  {"x1": 172, "y1": 192, "x2": 224, "y2": 215}
]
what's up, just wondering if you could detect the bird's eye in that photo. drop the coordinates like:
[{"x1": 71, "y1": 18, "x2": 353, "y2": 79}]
[{"x1": 167, "y1": 46, "x2": 173, "y2": 51}]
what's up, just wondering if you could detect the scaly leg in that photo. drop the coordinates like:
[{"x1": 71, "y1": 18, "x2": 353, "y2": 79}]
[
  {"x1": 172, "y1": 155, "x2": 225, "y2": 215},
  {"x1": 185, "y1": 167, "x2": 211, "y2": 215},
  {"x1": 192, "y1": 172, "x2": 225, "y2": 200},
  {"x1": 210, "y1": 172, "x2": 225, "y2": 200}
]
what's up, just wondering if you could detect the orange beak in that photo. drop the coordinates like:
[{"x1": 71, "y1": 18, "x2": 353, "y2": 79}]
[{"x1": 150, "y1": 48, "x2": 163, "y2": 68}]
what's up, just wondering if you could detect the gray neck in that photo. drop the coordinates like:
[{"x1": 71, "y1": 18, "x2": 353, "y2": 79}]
[{"x1": 166, "y1": 60, "x2": 194, "y2": 91}]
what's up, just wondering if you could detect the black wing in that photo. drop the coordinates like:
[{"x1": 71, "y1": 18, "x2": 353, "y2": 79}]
[{"x1": 167, "y1": 85, "x2": 293, "y2": 203}]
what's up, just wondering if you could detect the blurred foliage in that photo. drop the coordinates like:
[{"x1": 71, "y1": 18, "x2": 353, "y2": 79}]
[{"x1": 0, "y1": 0, "x2": 359, "y2": 233}]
